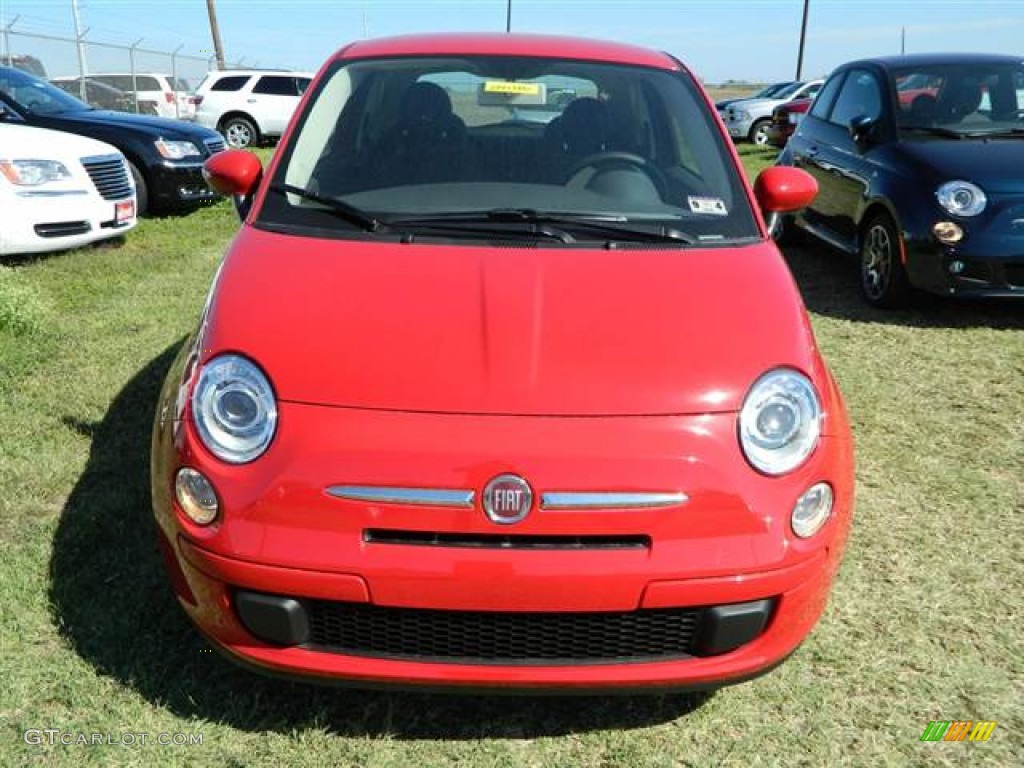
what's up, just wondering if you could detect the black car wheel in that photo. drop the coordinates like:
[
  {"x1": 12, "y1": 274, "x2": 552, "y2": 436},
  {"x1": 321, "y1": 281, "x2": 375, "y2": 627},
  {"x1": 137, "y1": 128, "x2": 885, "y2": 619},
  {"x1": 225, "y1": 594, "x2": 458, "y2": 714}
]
[
  {"x1": 860, "y1": 213, "x2": 911, "y2": 308},
  {"x1": 128, "y1": 161, "x2": 149, "y2": 217},
  {"x1": 750, "y1": 118, "x2": 772, "y2": 146},
  {"x1": 222, "y1": 116, "x2": 258, "y2": 149}
]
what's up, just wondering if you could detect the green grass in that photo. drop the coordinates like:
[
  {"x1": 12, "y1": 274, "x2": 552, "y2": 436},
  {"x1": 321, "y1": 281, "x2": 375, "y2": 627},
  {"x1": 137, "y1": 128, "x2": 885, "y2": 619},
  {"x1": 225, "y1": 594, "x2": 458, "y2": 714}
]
[{"x1": 1, "y1": 148, "x2": 1021, "y2": 766}]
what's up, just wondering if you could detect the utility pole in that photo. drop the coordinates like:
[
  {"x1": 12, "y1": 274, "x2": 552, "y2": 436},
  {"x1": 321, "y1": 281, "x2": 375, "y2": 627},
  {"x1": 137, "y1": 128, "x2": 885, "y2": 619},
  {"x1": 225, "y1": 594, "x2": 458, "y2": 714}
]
[
  {"x1": 900, "y1": 26, "x2": 906, "y2": 54},
  {"x1": 71, "y1": 0, "x2": 88, "y2": 100},
  {"x1": 506, "y1": 0, "x2": 511, "y2": 33},
  {"x1": 795, "y1": 0, "x2": 810, "y2": 80},
  {"x1": 206, "y1": 0, "x2": 226, "y2": 70}
]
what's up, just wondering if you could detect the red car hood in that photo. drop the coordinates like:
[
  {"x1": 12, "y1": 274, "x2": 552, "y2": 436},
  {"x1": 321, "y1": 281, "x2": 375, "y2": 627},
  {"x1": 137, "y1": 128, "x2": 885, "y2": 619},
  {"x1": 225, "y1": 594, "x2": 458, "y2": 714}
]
[{"x1": 202, "y1": 228, "x2": 820, "y2": 416}]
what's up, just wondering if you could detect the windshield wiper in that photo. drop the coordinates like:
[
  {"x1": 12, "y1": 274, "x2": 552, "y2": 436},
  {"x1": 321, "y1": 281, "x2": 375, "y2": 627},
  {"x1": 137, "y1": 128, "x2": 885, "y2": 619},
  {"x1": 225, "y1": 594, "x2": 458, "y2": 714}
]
[
  {"x1": 270, "y1": 184, "x2": 388, "y2": 232},
  {"x1": 958, "y1": 127, "x2": 1024, "y2": 138},
  {"x1": 392, "y1": 209, "x2": 696, "y2": 245},
  {"x1": 900, "y1": 125, "x2": 970, "y2": 139}
]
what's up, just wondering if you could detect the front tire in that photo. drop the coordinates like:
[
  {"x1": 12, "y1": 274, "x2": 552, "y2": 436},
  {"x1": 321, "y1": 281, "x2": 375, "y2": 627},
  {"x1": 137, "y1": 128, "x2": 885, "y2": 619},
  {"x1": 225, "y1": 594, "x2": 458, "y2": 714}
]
[
  {"x1": 749, "y1": 118, "x2": 772, "y2": 146},
  {"x1": 222, "y1": 116, "x2": 258, "y2": 149},
  {"x1": 859, "y1": 213, "x2": 911, "y2": 308},
  {"x1": 128, "y1": 161, "x2": 149, "y2": 217}
]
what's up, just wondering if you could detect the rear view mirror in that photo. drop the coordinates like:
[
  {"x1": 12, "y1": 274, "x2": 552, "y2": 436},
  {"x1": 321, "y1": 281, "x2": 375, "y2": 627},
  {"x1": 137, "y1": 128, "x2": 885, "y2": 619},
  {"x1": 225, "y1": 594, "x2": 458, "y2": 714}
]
[
  {"x1": 753, "y1": 166, "x2": 818, "y2": 214},
  {"x1": 203, "y1": 149, "x2": 263, "y2": 219},
  {"x1": 848, "y1": 114, "x2": 878, "y2": 146}
]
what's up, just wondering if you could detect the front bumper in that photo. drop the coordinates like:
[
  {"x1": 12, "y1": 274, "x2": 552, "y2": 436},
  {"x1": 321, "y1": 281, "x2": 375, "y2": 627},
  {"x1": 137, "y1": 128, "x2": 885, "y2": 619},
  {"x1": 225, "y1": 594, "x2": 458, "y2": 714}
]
[
  {"x1": 726, "y1": 115, "x2": 754, "y2": 139},
  {"x1": 152, "y1": 384, "x2": 853, "y2": 690},
  {"x1": 149, "y1": 160, "x2": 222, "y2": 209},
  {"x1": 904, "y1": 232, "x2": 1024, "y2": 298},
  {"x1": 0, "y1": 190, "x2": 136, "y2": 255}
]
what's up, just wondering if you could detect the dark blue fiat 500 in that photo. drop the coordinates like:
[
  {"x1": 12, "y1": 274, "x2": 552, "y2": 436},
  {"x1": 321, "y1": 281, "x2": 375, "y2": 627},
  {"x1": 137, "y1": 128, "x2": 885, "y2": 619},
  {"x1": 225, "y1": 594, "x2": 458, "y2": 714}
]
[{"x1": 778, "y1": 53, "x2": 1024, "y2": 308}]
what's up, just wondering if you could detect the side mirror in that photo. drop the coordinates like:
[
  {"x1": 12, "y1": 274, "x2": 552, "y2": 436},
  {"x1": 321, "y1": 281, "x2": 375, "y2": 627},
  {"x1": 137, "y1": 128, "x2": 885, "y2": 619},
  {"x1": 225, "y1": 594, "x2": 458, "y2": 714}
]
[
  {"x1": 848, "y1": 114, "x2": 878, "y2": 146},
  {"x1": 753, "y1": 165, "x2": 818, "y2": 215},
  {"x1": 202, "y1": 149, "x2": 263, "y2": 219}
]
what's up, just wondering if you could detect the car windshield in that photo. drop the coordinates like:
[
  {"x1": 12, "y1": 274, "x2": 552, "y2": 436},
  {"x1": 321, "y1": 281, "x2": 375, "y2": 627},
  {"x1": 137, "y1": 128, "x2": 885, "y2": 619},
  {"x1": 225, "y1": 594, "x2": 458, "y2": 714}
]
[
  {"x1": 261, "y1": 55, "x2": 758, "y2": 244},
  {"x1": 0, "y1": 67, "x2": 91, "y2": 115},
  {"x1": 895, "y1": 61, "x2": 1024, "y2": 137},
  {"x1": 758, "y1": 82, "x2": 793, "y2": 98},
  {"x1": 773, "y1": 81, "x2": 806, "y2": 99}
]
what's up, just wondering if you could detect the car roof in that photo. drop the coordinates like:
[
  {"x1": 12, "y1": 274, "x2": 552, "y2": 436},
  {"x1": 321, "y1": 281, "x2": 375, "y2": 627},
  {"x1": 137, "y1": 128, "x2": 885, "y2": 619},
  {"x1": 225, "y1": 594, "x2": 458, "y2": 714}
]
[
  {"x1": 207, "y1": 69, "x2": 313, "y2": 76},
  {"x1": 333, "y1": 33, "x2": 683, "y2": 72},
  {"x1": 840, "y1": 52, "x2": 1023, "y2": 71}
]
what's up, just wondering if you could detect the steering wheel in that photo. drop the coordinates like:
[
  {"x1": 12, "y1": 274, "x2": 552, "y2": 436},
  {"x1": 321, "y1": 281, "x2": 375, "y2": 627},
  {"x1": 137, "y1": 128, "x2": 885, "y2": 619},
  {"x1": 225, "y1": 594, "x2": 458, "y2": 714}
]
[{"x1": 563, "y1": 151, "x2": 668, "y2": 199}]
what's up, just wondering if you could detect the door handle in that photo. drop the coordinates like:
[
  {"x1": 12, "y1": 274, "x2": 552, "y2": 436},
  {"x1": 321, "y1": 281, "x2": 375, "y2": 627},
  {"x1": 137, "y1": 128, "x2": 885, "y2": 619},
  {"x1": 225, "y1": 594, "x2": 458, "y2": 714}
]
[{"x1": 246, "y1": 98, "x2": 257, "y2": 104}]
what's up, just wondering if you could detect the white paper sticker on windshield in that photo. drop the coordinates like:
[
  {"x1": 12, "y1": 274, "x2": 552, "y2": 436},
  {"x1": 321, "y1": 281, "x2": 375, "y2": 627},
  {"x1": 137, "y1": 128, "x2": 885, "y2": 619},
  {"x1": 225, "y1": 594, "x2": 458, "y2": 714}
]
[{"x1": 687, "y1": 196, "x2": 728, "y2": 216}]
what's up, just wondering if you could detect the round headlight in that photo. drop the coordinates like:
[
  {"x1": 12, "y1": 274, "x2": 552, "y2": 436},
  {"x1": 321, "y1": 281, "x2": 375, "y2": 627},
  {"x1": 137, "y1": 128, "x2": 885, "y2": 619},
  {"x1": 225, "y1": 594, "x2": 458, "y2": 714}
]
[
  {"x1": 192, "y1": 354, "x2": 277, "y2": 463},
  {"x1": 936, "y1": 181, "x2": 986, "y2": 217},
  {"x1": 175, "y1": 467, "x2": 219, "y2": 525},
  {"x1": 791, "y1": 482, "x2": 833, "y2": 538},
  {"x1": 739, "y1": 369, "x2": 822, "y2": 475}
]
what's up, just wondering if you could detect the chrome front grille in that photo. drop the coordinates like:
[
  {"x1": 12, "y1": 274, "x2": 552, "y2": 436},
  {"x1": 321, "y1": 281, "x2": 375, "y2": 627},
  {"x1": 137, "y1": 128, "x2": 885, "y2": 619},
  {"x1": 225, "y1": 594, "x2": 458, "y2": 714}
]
[
  {"x1": 204, "y1": 136, "x2": 226, "y2": 155},
  {"x1": 81, "y1": 154, "x2": 132, "y2": 201}
]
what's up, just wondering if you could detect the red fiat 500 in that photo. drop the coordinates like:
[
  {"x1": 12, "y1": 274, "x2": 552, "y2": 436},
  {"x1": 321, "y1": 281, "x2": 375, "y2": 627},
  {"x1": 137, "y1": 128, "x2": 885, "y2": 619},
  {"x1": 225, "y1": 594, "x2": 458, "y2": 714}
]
[{"x1": 151, "y1": 33, "x2": 853, "y2": 692}]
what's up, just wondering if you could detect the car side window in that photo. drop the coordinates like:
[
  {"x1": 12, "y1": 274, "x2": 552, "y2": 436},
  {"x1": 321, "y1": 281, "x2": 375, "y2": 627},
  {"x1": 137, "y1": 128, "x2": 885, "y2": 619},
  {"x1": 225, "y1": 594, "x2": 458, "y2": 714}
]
[
  {"x1": 211, "y1": 76, "x2": 250, "y2": 92},
  {"x1": 809, "y1": 74, "x2": 843, "y2": 120},
  {"x1": 829, "y1": 69, "x2": 882, "y2": 127},
  {"x1": 253, "y1": 76, "x2": 298, "y2": 96},
  {"x1": 296, "y1": 78, "x2": 312, "y2": 95}
]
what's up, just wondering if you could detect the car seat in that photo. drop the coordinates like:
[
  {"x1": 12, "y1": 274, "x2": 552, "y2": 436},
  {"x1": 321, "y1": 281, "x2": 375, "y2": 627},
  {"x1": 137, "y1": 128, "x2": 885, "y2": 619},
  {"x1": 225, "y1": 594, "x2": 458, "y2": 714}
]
[{"x1": 375, "y1": 81, "x2": 466, "y2": 185}]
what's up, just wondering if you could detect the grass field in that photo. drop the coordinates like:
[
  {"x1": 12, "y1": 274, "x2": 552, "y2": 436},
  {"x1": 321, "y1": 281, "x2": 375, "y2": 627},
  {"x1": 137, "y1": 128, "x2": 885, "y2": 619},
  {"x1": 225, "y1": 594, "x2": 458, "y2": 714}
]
[{"x1": 1, "y1": 146, "x2": 1021, "y2": 767}]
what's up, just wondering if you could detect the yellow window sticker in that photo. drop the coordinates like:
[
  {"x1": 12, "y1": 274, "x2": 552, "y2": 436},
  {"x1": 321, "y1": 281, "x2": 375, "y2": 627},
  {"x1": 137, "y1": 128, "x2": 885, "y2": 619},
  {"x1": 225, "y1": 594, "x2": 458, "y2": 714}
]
[{"x1": 484, "y1": 81, "x2": 542, "y2": 95}]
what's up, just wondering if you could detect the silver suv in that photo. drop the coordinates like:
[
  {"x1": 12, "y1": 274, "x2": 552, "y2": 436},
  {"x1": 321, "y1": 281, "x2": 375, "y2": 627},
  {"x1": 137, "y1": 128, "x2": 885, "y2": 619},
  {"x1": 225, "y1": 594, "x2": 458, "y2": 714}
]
[
  {"x1": 193, "y1": 70, "x2": 313, "y2": 148},
  {"x1": 724, "y1": 80, "x2": 823, "y2": 145}
]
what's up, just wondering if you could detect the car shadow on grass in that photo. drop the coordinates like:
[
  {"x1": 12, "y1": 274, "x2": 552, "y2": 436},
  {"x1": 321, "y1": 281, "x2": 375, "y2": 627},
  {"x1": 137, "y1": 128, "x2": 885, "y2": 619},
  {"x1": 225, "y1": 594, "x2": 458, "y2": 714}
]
[
  {"x1": 783, "y1": 244, "x2": 1024, "y2": 330},
  {"x1": 49, "y1": 342, "x2": 710, "y2": 739}
]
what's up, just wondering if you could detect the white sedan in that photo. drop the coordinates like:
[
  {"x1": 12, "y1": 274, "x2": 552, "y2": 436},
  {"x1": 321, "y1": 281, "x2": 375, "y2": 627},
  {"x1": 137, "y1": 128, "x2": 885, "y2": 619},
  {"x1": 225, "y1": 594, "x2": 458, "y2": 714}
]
[{"x1": 0, "y1": 121, "x2": 137, "y2": 255}]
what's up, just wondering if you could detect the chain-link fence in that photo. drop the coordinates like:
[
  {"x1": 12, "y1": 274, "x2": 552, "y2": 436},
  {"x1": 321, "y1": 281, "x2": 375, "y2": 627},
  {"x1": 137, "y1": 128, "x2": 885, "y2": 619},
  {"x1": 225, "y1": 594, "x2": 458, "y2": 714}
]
[{"x1": 1, "y1": 18, "x2": 253, "y2": 120}]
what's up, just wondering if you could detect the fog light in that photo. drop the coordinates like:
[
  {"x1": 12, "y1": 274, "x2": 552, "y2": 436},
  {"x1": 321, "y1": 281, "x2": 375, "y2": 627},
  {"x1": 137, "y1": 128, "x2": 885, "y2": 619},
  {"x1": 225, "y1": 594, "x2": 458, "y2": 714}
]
[
  {"x1": 791, "y1": 482, "x2": 833, "y2": 538},
  {"x1": 949, "y1": 260, "x2": 966, "y2": 275},
  {"x1": 933, "y1": 221, "x2": 963, "y2": 245},
  {"x1": 175, "y1": 467, "x2": 219, "y2": 525}
]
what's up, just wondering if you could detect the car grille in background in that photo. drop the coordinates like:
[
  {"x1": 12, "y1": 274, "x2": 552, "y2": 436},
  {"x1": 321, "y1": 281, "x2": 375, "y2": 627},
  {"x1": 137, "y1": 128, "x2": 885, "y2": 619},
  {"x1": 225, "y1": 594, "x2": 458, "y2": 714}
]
[
  {"x1": 306, "y1": 601, "x2": 699, "y2": 663},
  {"x1": 364, "y1": 529, "x2": 650, "y2": 550},
  {"x1": 34, "y1": 221, "x2": 90, "y2": 238},
  {"x1": 204, "y1": 136, "x2": 226, "y2": 155},
  {"x1": 81, "y1": 154, "x2": 132, "y2": 201}
]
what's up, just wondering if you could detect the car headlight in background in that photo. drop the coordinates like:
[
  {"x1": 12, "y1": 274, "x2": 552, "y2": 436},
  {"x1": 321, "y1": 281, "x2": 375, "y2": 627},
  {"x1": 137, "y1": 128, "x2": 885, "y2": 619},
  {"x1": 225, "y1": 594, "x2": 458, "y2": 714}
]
[
  {"x1": 0, "y1": 159, "x2": 72, "y2": 186},
  {"x1": 739, "y1": 368, "x2": 822, "y2": 475},
  {"x1": 192, "y1": 354, "x2": 277, "y2": 463},
  {"x1": 936, "y1": 180, "x2": 986, "y2": 217},
  {"x1": 734, "y1": 109, "x2": 751, "y2": 121},
  {"x1": 155, "y1": 139, "x2": 202, "y2": 160}
]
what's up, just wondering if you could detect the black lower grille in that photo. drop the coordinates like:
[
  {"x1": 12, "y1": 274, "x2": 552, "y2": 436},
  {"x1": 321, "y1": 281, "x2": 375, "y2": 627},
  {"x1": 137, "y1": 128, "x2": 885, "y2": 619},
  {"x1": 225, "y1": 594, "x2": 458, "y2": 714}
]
[
  {"x1": 81, "y1": 154, "x2": 132, "y2": 201},
  {"x1": 1004, "y1": 263, "x2": 1024, "y2": 288},
  {"x1": 34, "y1": 221, "x2": 90, "y2": 238},
  {"x1": 306, "y1": 601, "x2": 699, "y2": 663}
]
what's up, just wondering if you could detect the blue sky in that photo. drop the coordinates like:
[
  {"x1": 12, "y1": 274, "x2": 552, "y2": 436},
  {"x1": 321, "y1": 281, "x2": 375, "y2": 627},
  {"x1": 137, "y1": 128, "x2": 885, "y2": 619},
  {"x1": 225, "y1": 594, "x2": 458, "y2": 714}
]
[{"x1": 2, "y1": 0, "x2": 1022, "y2": 85}]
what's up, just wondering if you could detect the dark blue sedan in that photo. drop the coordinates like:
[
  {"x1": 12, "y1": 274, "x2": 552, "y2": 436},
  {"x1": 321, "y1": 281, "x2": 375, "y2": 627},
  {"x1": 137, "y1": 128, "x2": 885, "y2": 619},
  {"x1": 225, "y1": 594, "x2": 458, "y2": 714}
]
[{"x1": 777, "y1": 53, "x2": 1024, "y2": 307}]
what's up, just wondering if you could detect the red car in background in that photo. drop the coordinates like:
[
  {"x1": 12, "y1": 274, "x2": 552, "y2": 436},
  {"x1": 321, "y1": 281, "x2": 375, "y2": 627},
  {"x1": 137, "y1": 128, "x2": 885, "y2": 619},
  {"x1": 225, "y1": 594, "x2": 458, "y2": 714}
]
[
  {"x1": 767, "y1": 97, "x2": 813, "y2": 148},
  {"x1": 151, "y1": 32, "x2": 854, "y2": 693}
]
